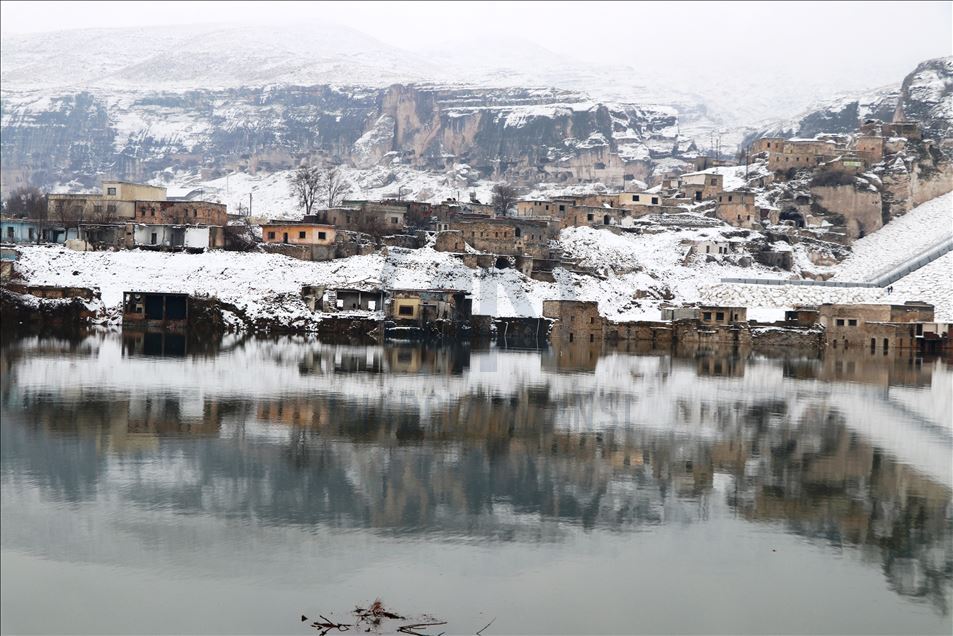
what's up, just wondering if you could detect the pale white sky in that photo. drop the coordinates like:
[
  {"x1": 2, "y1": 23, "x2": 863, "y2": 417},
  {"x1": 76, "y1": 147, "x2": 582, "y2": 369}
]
[{"x1": 2, "y1": 1, "x2": 951, "y2": 84}]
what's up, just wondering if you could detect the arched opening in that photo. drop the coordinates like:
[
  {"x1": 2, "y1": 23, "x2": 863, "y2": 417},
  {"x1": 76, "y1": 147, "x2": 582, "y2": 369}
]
[
  {"x1": 779, "y1": 208, "x2": 805, "y2": 228},
  {"x1": 603, "y1": 214, "x2": 610, "y2": 225},
  {"x1": 495, "y1": 256, "x2": 510, "y2": 269},
  {"x1": 883, "y1": 337, "x2": 889, "y2": 352},
  {"x1": 514, "y1": 227, "x2": 521, "y2": 237},
  {"x1": 870, "y1": 338, "x2": 876, "y2": 352}
]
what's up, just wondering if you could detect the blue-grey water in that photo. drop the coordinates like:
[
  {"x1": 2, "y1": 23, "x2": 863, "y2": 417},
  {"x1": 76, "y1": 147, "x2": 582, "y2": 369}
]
[{"x1": 1, "y1": 333, "x2": 951, "y2": 634}]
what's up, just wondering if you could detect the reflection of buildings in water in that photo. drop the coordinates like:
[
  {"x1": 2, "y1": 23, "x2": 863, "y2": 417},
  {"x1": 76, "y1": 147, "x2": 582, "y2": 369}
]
[
  {"x1": 819, "y1": 350, "x2": 935, "y2": 388},
  {"x1": 3, "y1": 335, "x2": 951, "y2": 612},
  {"x1": 725, "y1": 403, "x2": 952, "y2": 612},
  {"x1": 543, "y1": 340, "x2": 603, "y2": 372},
  {"x1": 295, "y1": 343, "x2": 470, "y2": 377},
  {"x1": 691, "y1": 350, "x2": 746, "y2": 378}
]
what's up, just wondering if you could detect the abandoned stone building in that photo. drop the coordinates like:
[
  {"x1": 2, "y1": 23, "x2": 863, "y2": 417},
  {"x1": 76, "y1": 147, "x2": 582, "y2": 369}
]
[
  {"x1": 564, "y1": 205, "x2": 628, "y2": 228},
  {"x1": 47, "y1": 181, "x2": 226, "y2": 227},
  {"x1": 133, "y1": 200, "x2": 227, "y2": 226},
  {"x1": 47, "y1": 181, "x2": 168, "y2": 223},
  {"x1": 616, "y1": 191, "x2": 662, "y2": 207},
  {"x1": 388, "y1": 289, "x2": 472, "y2": 325},
  {"x1": 678, "y1": 171, "x2": 724, "y2": 202},
  {"x1": 766, "y1": 139, "x2": 840, "y2": 173},
  {"x1": 684, "y1": 237, "x2": 737, "y2": 256},
  {"x1": 543, "y1": 299, "x2": 605, "y2": 344},
  {"x1": 851, "y1": 135, "x2": 887, "y2": 166},
  {"x1": 818, "y1": 301, "x2": 936, "y2": 351},
  {"x1": 261, "y1": 222, "x2": 337, "y2": 260},
  {"x1": 750, "y1": 138, "x2": 786, "y2": 156},
  {"x1": 448, "y1": 217, "x2": 558, "y2": 258},
  {"x1": 715, "y1": 190, "x2": 762, "y2": 229},
  {"x1": 314, "y1": 201, "x2": 407, "y2": 233},
  {"x1": 660, "y1": 305, "x2": 747, "y2": 325},
  {"x1": 515, "y1": 198, "x2": 575, "y2": 218}
]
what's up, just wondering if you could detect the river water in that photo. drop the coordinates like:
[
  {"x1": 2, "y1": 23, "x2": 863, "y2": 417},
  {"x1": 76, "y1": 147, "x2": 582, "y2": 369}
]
[{"x1": 1, "y1": 333, "x2": 951, "y2": 634}]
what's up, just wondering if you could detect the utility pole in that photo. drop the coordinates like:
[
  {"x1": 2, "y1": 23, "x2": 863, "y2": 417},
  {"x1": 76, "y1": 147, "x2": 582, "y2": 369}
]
[{"x1": 248, "y1": 192, "x2": 253, "y2": 217}]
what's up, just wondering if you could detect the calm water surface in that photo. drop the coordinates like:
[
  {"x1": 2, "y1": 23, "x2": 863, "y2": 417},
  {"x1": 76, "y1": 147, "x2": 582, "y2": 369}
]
[{"x1": 1, "y1": 333, "x2": 951, "y2": 634}]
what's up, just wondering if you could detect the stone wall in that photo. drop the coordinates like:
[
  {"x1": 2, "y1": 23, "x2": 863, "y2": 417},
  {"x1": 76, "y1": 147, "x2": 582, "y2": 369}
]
[
  {"x1": 811, "y1": 184, "x2": 883, "y2": 239},
  {"x1": 751, "y1": 326, "x2": 823, "y2": 352},
  {"x1": 673, "y1": 320, "x2": 752, "y2": 347}
]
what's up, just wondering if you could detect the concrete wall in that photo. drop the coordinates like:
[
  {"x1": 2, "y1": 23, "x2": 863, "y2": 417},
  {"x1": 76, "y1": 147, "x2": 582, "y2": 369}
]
[{"x1": 103, "y1": 182, "x2": 167, "y2": 201}]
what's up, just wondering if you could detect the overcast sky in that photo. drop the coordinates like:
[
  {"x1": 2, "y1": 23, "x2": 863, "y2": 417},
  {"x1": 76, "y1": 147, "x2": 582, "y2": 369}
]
[{"x1": 2, "y1": 1, "x2": 951, "y2": 85}]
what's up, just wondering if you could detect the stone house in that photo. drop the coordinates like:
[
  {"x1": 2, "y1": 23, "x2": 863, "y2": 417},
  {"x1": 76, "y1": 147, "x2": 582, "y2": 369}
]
[
  {"x1": 685, "y1": 237, "x2": 735, "y2": 256},
  {"x1": 515, "y1": 198, "x2": 576, "y2": 218},
  {"x1": 679, "y1": 171, "x2": 724, "y2": 202},
  {"x1": 564, "y1": 205, "x2": 628, "y2": 228},
  {"x1": 448, "y1": 217, "x2": 557, "y2": 258},
  {"x1": 661, "y1": 305, "x2": 747, "y2": 325},
  {"x1": 388, "y1": 289, "x2": 472, "y2": 325},
  {"x1": 749, "y1": 137, "x2": 786, "y2": 156},
  {"x1": 767, "y1": 139, "x2": 838, "y2": 173},
  {"x1": 433, "y1": 230, "x2": 467, "y2": 252},
  {"x1": 818, "y1": 302, "x2": 935, "y2": 351},
  {"x1": 262, "y1": 222, "x2": 336, "y2": 246},
  {"x1": 715, "y1": 190, "x2": 761, "y2": 228},
  {"x1": 616, "y1": 192, "x2": 662, "y2": 207},
  {"x1": 133, "y1": 200, "x2": 227, "y2": 226},
  {"x1": 261, "y1": 222, "x2": 337, "y2": 260},
  {"x1": 852, "y1": 136, "x2": 885, "y2": 166},
  {"x1": 129, "y1": 224, "x2": 224, "y2": 251},
  {"x1": 543, "y1": 299, "x2": 605, "y2": 344},
  {"x1": 48, "y1": 181, "x2": 166, "y2": 223},
  {"x1": 313, "y1": 201, "x2": 406, "y2": 233},
  {"x1": 821, "y1": 155, "x2": 866, "y2": 174},
  {"x1": 47, "y1": 181, "x2": 227, "y2": 231}
]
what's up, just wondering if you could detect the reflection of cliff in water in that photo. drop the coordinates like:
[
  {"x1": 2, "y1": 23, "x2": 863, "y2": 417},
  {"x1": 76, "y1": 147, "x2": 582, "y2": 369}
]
[{"x1": 2, "y1": 334, "x2": 951, "y2": 612}]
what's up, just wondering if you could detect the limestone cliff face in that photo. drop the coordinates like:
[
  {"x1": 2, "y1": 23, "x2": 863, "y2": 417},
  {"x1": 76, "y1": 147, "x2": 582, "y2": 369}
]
[
  {"x1": 746, "y1": 58, "x2": 953, "y2": 143},
  {"x1": 895, "y1": 57, "x2": 953, "y2": 139},
  {"x1": 0, "y1": 83, "x2": 685, "y2": 192}
]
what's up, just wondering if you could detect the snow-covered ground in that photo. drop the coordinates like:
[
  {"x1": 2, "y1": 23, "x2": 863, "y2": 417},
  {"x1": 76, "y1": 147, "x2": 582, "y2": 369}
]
[
  {"x1": 164, "y1": 166, "x2": 624, "y2": 220},
  {"x1": 11, "y1": 221, "x2": 783, "y2": 325},
  {"x1": 704, "y1": 193, "x2": 953, "y2": 319},
  {"x1": 831, "y1": 191, "x2": 953, "y2": 281},
  {"x1": 11, "y1": 193, "x2": 953, "y2": 325}
]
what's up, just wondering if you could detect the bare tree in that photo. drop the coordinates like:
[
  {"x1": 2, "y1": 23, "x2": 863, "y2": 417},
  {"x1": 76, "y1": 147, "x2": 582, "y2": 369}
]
[
  {"x1": 4, "y1": 186, "x2": 48, "y2": 243},
  {"x1": 289, "y1": 165, "x2": 353, "y2": 214},
  {"x1": 4, "y1": 186, "x2": 46, "y2": 219},
  {"x1": 491, "y1": 182, "x2": 519, "y2": 216},
  {"x1": 89, "y1": 202, "x2": 120, "y2": 224},
  {"x1": 52, "y1": 198, "x2": 86, "y2": 234},
  {"x1": 324, "y1": 167, "x2": 352, "y2": 208},
  {"x1": 289, "y1": 165, "x2": 323, "y2": 216}
]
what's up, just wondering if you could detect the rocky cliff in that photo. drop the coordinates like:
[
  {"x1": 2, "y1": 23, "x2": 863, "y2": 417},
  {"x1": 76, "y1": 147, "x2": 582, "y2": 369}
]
[
  {"x1": 745, "y1": 57, "x2": 953, "y2": 143},
  {"x1": 0, "y1": 83, "x2": 687, "y2": 193},
  {"x1": 895, "y1": 57, "x2": 953, "y2": 139}
]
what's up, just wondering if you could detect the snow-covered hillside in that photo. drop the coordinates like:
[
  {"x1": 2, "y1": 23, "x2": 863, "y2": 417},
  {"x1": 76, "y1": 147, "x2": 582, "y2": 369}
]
[
  {"x1": 703, "y1": 193, "x2": 953, "y2": 319},
  {"x1": 832, "y1": 192, "x2": 953, "y2": 282},
  {"x1": 12, "y1": 220, "x2": 788, "y2": 326},
  {"x1": 12, "y1": 193, "x2": 953, "y2": 326},
  {"x1": 2, "y1": 23, "x2": 935, "y2": 137}
]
